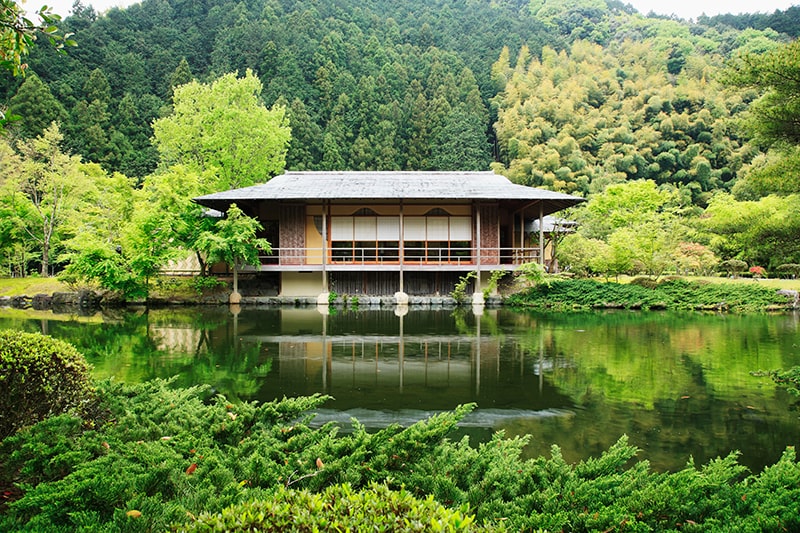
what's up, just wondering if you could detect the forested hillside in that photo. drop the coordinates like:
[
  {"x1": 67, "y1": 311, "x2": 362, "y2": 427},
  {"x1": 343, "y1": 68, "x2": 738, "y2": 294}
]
[
  {"x1": 2, "y1": 0, "x2": 794, "y2": 186},
  {"x1": 3, "y1": 0, "x2": 563, "y2": 177},
  {"x1": 1, "y1": 0, "x2": 799, "y2": 280},
  {"x1": 699, "y1": 6, "x2": 800, "y2": 38}
]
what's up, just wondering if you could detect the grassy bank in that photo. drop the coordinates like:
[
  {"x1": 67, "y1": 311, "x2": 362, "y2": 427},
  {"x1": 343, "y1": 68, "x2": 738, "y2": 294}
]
[
  {"x1": 0, "y1": 277, "x2": 71, "y2": 297},
  {"x1": 617, "y1": 274, "x2": 800, "y2": 291},
  {"x1": 0, "y1": 276, "x2": 225, "y2": 302}
]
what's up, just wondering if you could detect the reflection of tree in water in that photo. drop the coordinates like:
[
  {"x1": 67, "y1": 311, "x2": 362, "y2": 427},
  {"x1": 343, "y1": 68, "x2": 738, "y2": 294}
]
[
  {"x1": 500, "y1": 310, "x2": 800, "y2": 472},
  {"x1": 4, "y1": 306, "x2": 273, "y2": 401},
  {"x1": 144, "y1": 307, "x2": 272, "y2": 400},
  {"x1": 450, "y1": 308, "x2": 501, "y2": 337}
]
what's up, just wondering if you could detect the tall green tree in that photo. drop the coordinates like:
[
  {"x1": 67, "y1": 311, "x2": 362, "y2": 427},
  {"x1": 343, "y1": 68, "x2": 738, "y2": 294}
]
[
  {"x1": 577, "y1": 180, "x2": 675, "y2": 240},
  {"x1": 700, "y1": 192, "x2": 800, "y2": 269},
  {"x1": 725, "y1": 40, "x2": 800, "y2": 147},
  {"x1": 66, "y1": 69, "x2": 114, "y2": 167},
  {"x1": 133, "y1": 165, "x2": 217, "y2": 276},
  {"x1": 1, "y1": 123, "x2": 87, "y2": 276},
  {"x1": 558, "y1": 180, "x2": 694, "y2": 278},
  {"x1": 168, "y1": 57, "x2": 194, "y2": 98},
  {"x1": 0, "y1": 140, "x2": 30, "y2": 275},
  {"x1": 429, "y1": 104, "x2": 492, "y2": 171},
  {"x1": 7, "y1": 73, "x2": 66, "y2": 138},
  {"x1": 724, "y1": 40, "x2": 800, "y2": 196},
  {"x1": 56, "y1": 161, "x2": 138, "y2": 294},
  {"x1": 284, "y1": 98, "x2": 322, "y2": 170},
  {"x1": 152, "y1": 69, "x2": 291, "y2": 191},
  {"x1": 195, "y1": 203, "x2": 270, "y2": 301}
]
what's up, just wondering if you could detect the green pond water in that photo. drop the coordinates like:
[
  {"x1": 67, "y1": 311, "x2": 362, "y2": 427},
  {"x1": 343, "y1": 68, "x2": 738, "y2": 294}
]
[{"x1": 2, "y1": 305, "x2": 799, "y2": 472}]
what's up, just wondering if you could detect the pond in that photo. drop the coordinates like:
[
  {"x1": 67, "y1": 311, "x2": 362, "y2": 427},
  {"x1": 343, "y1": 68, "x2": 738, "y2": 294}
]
[{"x1": 1, "y1": 305, "x2": 799, "y2": 473}]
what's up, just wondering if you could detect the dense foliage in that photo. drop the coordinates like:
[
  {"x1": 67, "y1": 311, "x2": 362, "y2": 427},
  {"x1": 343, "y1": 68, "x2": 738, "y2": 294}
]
[
  {"x1": 1, "y1": 0, "x2": 800, "y2": 282},
  {"x1": 0, "y1": 0, "x2": 74, "y2": 78},
  {"x1": 721, "y1": 39, "x2": 800, "y2": 198},
  {"x1": 180, "y1": 483, "x2": 480, "y2": 532},
  {"x1": 0, "y1": 329, "x2": 94, "y2": 439},
  {"x1": 492, "y1": 35, "x2": 764, "y2": 202},
  {"x1": 699, "y1": 6, "x2": 800, "y2": 38},
  {"x1": 0, "y1": 0, "x2": 795, "y2": 180},
  {"x1": 1, "y1": 71, "x2": 285, "y2": 288},
  {"x1": 505, "y1": 277, "x2": 793, "y2": 311},
  {"x1": 1, "y1": 374, "x2": 799, "y2": 532}
]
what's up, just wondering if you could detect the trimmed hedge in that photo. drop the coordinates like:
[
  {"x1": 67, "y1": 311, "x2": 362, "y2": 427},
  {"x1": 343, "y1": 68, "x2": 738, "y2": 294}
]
[
  {"x1": 506, "y1": 278, "x2": 792, "y2": 312},
  {"x1": 0, "y1": 330, "x2": 94, "y2": 439},
  {"x1": 179, "y1": 483, "x2": 482, "y2": 532}
]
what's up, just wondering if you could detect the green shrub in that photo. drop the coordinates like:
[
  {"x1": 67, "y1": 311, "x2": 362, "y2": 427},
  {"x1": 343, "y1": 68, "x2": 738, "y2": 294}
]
[
  {"x1": 0, "y1": 331, "x2": 94, "y2": 439},
  {"x1": 0, "y1": 379, "x2": 474, "y2": 531},
  {"x1": 718, "y1": 259, "x2": 748, "y2": 278},
  {"x1": 451, "y1": 271, "x2": 477, "y2": 303},
  {"x1": 629, "y1": 276, "x2": 659, "y2": 289},
  {"x1": 59, "y1": 245, "x2": 145, "y2": 299},
  {"x1": 515, "y1": 262, "x2": 550, "y2": 287},
  {"x1": 3, "y1": 379, "x2": 800, "y2": 532},
  {"x1": 191, "y1": 275, "x2": 225, "y2": 295},
  {"x1": 328, "y1": 290, "x2": 339, "y2": 305},
  {"x1": 178, "y1": 483, "x2": 484, "y2": 532},
  {"x1": 776, "y1": 264, "x2": 800, "y2": 279},
  {"x1": 506, "y1": 278, "x2": 792, "y2": 312}
]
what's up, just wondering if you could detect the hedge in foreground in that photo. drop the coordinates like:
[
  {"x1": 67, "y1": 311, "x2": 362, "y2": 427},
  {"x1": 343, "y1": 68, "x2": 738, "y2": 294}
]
[
  {"x1": 0, "y1": 330, "x2": 94, "y2": 439},
  {"x1": 179, "y1": 483, "x2": 481, "y2": 532},
  {"x1": 1, "y1": 379, "x2": 799, "y2": 532}
]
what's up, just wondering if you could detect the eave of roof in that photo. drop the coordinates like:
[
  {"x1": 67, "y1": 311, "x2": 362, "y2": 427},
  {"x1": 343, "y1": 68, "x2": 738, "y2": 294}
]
[{"x1": 194, "y1": 171, "x2": 585, "y2": 206}]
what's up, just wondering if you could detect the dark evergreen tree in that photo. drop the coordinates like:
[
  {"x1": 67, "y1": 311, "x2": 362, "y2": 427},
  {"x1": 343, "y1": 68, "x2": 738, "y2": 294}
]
[
  {"x1": 169, "y1": 57, "x2": 194, "y2": 95},
  {"x1": 285, "y1": 98, "x2": 322, "y2": 170},
  {"x1": 8, "y1": 74, "x2": 67, "y2": 139},
  {"x1": 430, "y1": 104, "x2": 492, "y2": 171}
]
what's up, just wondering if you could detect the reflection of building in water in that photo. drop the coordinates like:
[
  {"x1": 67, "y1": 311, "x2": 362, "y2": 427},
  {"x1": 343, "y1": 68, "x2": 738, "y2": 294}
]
[
  {"x1": 273, "y1": 333, "x2": 498, "y2": 391},
  {"x1": 151, "y1": 326, "x2": 205, "y2": 355},
  {"x1": 243, "y1": 310, "x2": 560, "y2": 412}
]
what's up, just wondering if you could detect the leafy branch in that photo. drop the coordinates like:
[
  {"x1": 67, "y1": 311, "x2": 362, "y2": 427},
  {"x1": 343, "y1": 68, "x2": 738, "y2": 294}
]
[{"x1": 0, "y1": 0, "x2": 76, "y2": 77}]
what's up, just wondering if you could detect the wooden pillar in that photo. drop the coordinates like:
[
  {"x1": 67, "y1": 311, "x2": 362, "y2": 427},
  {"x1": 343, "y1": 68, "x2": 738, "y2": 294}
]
[
  {"x1": 399, "y1": 201, "x2": 404, "y2": 293},
  {"x1": 322, "y1": 201, "x2": 329, "y2": 292},
  {"x1": 475, "y1": 201, "x2": 482, "y2": 294},
  {"x1": 538, "y1": 203, "x2": 544, "y2": 266}
]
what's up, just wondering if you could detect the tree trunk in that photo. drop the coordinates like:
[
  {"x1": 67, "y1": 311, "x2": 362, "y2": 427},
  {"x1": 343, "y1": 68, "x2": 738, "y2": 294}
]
[
  {"x1": 229, "y1": 262, "x2": 242, "y2": 304},
  {"x1": 196, "y1": 251, "x2": 207, "y2": 276},
  {"x1": 41, "y1": 239, "x2": 49, "y2": 277}
]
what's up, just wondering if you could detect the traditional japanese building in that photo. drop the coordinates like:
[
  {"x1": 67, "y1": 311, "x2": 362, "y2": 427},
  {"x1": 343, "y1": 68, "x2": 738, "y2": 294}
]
[{"x1": 193, "y1": 171, "x2": 584, "y2": 299}]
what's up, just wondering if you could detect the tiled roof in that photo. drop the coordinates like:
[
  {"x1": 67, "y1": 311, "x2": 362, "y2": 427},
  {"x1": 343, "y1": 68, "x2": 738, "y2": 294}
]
[
  {"x1": 194, "y1": 171, "x2": 585, "y2": 203},
  {"x1": 527, "y1": 215, "x2": 579, "y2": 233}
]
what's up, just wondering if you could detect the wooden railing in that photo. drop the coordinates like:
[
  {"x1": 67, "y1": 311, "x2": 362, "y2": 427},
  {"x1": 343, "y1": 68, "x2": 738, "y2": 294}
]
[{"x1": 257, "y1": 246, "x2": 541, "y2": 267}]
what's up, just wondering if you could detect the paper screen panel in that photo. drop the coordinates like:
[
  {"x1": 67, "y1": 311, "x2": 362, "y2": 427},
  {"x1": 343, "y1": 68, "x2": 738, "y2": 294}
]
[
  {"x1": 377, "y1": 217, "x2": 400, "y2": 240},
  {"x1": 331, "y1": 217, "x2": 354, "y2": 240}
]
